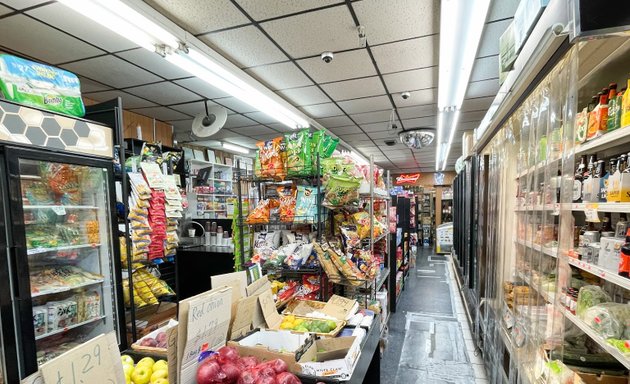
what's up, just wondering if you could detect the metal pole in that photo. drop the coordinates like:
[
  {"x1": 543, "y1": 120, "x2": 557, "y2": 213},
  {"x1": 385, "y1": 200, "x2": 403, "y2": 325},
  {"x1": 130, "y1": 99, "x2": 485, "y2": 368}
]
[{"x1": 236, "y1": 159, "x2": 245, "y2": 269}]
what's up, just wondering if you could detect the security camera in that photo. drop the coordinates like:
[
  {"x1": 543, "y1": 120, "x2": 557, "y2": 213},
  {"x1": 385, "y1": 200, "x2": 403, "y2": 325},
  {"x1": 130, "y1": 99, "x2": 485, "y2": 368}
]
[
  {"x1": 321, "y1": 51, "x2": 334, "y2": 63},
  {"x1": 401, "y1": 92, "x2": 411, "y2": 100},
  {"x1": 384, "y1": 140, "x2": 396, "y2": 146}
]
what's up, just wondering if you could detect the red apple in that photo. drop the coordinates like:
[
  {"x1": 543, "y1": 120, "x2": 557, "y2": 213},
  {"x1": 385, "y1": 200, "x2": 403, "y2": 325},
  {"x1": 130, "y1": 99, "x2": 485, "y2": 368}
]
[{"x1": 140, "y1": 337, "x2": 158, "y2": 347}]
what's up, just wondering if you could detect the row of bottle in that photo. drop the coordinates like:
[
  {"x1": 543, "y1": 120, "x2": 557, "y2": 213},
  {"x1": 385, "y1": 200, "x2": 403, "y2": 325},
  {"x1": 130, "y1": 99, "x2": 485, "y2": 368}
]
[
  {"x1": 573, "y1": 153, "x2": 630, "y2": 203},
  {"x1": 575, "y1": 80, "x2": 630, "y2": 143}
]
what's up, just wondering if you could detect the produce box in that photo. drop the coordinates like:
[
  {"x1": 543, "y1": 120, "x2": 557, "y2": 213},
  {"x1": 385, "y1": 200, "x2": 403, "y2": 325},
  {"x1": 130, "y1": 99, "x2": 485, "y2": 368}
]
[
  {"x1": 227, "y1": 329, "x2": 314, "y2": 373},
  {"x1": 576, "y1": 372, "x2": 629, "y2": 384},
  {"x1": 259, "y1": 291, "x2": 345, "y2": 336},
  {"x1": 299, "y1": 336, "x2": 362, "y2": 381},
  {"x1": 282, "y1": 295, "x2": 358, "y2": 321},
  {"x1": 131, "y1": 319, "x2": 178, "y2": 357}
]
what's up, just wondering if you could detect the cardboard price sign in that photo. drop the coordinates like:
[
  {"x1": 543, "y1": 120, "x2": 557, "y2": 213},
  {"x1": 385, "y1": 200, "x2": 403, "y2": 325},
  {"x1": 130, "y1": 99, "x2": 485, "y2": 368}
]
[{"x1": 40, "y1": 333, "x2": 123, "y2": 384}]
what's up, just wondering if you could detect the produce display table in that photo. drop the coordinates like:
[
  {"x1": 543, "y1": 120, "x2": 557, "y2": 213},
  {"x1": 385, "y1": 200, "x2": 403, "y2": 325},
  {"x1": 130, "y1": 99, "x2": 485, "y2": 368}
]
[{"x1": 298, "y1": 314, "x2": 381, "y2": 384}]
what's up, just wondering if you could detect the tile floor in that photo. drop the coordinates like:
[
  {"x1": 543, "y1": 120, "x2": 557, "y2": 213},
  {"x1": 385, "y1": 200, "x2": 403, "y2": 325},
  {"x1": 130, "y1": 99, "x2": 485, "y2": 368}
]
[{"x1": 380, "y1": 248, "x2": 489, "y2": 384}]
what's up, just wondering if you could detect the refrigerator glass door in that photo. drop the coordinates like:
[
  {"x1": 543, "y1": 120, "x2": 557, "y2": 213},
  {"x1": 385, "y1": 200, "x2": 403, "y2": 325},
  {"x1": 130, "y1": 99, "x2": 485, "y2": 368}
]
[{"x1": 19, "y1": 159, "x2": 116, "y2": 366}]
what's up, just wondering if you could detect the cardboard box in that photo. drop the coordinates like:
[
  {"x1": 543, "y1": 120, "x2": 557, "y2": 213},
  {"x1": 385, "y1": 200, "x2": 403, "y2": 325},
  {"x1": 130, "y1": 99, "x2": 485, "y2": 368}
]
[
  {"x1": 598, "y1": 237, "x2": 624, "y2": 272},
  {"x1": 283, "y1": 295, "x2": 359, "y2": 321},
  {"x1": 299, "y1": 336, "x2": 362, "y2": 381},
  {"x1": 131, "y1": 319, "x2": 178, "y2": 357},
  {"x1": 227, "y1": 329, "x2": 314, "y2": 373},
  {"x1": 576, "y1": 372, "x2": 629, "y2": 384},
  {"x1": 258, "y1": 291, "x2": 346, "y2": 336}
]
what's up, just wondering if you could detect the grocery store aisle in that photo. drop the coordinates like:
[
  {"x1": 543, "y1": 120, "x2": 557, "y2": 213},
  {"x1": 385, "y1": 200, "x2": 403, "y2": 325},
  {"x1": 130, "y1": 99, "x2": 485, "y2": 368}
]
[{"x1": 381, "y1": 247, "x2": 488, "y2": 383}]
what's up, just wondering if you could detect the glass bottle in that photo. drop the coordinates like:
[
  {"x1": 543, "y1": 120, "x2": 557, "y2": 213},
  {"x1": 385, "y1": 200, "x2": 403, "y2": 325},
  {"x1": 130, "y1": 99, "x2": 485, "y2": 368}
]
[
  {"x1": 582, "y1": 154, "x2": 597, "y2": 202},
  {"x1": 607, "y1": 83, "x2": 618, "y2": 131},
  {"x1": 573, "y1": 155, "x2": 586, "y2": 203},
  {"x1": 616, "y1": 214, "x2": 628, "y2": 239},
  {"x1": 618, "y1": 228, "x2": 630, "y2": 278}
]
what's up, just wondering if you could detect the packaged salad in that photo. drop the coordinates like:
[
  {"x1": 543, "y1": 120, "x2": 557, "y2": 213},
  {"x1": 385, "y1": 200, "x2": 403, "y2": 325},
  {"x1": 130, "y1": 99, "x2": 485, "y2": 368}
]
[
  {"x1": 285, "y1": 129, "x2": 312, "y2": 176},
  {"x1": 323, "y1": 175, "x2": 360, "y2": 207},
  {"x1": 257, "y1": 137, "x2": 286, "y2": 179},
  {"x1": 277, "y1": 185, "x2": 297, "y2": 222}
]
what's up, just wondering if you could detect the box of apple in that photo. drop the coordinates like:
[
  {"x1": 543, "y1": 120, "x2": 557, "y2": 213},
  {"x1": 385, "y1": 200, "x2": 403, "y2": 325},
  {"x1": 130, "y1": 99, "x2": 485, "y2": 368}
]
[
  {"x1": 121, "y1": 355, "x2": 169, "y2": 384},
  {"x1": 197, "y1": 346, "x2": 302, "y2": 384}
]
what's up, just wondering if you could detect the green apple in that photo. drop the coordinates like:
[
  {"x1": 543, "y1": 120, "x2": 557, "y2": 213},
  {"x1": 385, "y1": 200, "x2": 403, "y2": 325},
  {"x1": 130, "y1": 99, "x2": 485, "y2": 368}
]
[
  {"x1": 153, "y1": 360, "x2": 168, "y2": 372},
  {"x1": 131, "y1": 365, "x2": 151, "y2": 384},
  {"x1": 152, "y1": 379, "x2": 169, "y2": 384},
  {"x1": 151, "y1": 369, "x2": 168, "y2": 382},
  {"x1": 137, "y1": 357, "x2": 155, "y2": 369},
  {"x1": 122, "y1": 363, "x2": 134, "y2": 377},
  {"x1": 121, "y1": 355, "x2": 135, "y2": 366}
]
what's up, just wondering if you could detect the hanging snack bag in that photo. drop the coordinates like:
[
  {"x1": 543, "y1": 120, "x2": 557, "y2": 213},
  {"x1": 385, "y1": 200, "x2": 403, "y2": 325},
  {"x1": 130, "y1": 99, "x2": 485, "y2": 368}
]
[
  {"x1": 313, "y1": 242, "x2": 343, "y2": 280},
  {"x1": 277, "y1": 185, "x2": 297, "y2": 222},
  {"x1": 323, "y1": 175, "x2": 360, "y2": 208},
  {"x1": 319, "y1": 134, "x2": 339, "y2": 159},
  {"x1": 340, "y1": 225, "x2": 361, "y2": 249},
  {"x1": 285, "y1": 129, "x2": 312, "y2": 176},
  {"x1": 310, "y1": 130, "x2": 324, "y2": 163},
  {"x1": 246, "y1": 199, "x2": 279, "y2": 224},
  {"x1": 254, "y1": 150, "x2": 262, "y2": 178},
  {"x1": 257, "y1": 137, "x2": 286, "y2": 179},
  {"x1": 295, "y1": 186, "x2": 317, "y2": 223}
]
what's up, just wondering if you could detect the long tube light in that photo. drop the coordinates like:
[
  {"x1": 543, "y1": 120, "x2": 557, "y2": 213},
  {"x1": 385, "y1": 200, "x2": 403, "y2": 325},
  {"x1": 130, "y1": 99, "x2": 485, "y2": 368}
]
[
  {"x1": 437, "y1": 0, "x2": 490, "y2": 168},
  {"x1": 222, "y1": 142, "x2": 249, "y2": 154},
  {"x1": 347, "y1": 151, "x2": 369, "y2": 166},
  {"x1": 442, "y1": 109, "x2": 460, "y2": 171},
  {"x1": 57, "y1": 0, "x2": 310, "y2": 131},
  {"x1": 435, "y1": 110, "x2": 444, "y2": 171}
]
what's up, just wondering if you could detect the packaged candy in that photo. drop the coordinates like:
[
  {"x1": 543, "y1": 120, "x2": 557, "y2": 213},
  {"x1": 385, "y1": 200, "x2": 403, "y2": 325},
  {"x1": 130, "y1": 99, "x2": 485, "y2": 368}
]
[
  {"x1": 277, "y1": 185, "x2": 297, "y2": 222},
  {"x1": 33, "y1": 306, "x2": 47, "y2": 337},
  {"x1": 284, "y1": 129, "x2": 312, "y2": 176},
  {"x1": 257, "y1": 137, "x2": 286, "y2": 179},
  {"x1": 323, "y1": 175, "x2": 360, "y2": 207},
  {"x1": 295, "y1": 186, "x2": 317, "y2": 222},
  {"x1": 246, "y1": 199, "x2": 279, "y2": 224}
]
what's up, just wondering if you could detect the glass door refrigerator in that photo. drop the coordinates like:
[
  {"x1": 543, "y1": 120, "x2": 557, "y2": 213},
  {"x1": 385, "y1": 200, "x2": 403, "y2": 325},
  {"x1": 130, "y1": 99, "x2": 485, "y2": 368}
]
[{"x1": 0, "y1": 99, "x2": 125, "y2": 380}]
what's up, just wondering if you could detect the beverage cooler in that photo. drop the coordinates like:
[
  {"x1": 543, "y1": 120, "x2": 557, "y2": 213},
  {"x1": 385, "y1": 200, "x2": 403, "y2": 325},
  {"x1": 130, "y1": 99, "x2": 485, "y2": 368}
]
[{"x1": 0, "y1": 99, "x2": 125, "y2": 380}]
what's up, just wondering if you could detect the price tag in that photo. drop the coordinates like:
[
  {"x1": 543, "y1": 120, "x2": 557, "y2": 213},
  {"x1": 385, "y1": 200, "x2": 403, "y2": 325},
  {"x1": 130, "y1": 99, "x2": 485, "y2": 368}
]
[
  {"x1": 585, "y1": 207, "x2": 600, "y2": 222},
  {"x1": 51, "y1": 206, "x2": 66, "y2": 216},
  {"x1": 40, "y1": 334, "x2": 119, "y2": 384}
]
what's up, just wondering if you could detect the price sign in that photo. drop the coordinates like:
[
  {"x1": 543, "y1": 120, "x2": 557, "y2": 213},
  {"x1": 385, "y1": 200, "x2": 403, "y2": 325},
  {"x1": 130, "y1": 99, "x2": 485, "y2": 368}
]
[
  {"x1": 21, "y1": 372, "x2": 44, "y2": 384},
  {"x1": 585, "y1": 207, "x2": 600, "y2": 222},
  {"x1": 40, "y1": 334, "x2": 118, "y2": 384}
]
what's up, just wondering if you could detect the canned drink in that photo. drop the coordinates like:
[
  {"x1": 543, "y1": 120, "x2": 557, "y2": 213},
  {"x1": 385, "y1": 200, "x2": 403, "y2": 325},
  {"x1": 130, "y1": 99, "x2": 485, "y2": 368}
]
[
  {"x1": 602, "y1": 231, "x2": 616, "y2": 238},
  {"x1": 583, "y1": 231, "x2": 601, "y2": 244},
  {"x1": 588, "y1": 243, "x2": 601, "y2": 265}
]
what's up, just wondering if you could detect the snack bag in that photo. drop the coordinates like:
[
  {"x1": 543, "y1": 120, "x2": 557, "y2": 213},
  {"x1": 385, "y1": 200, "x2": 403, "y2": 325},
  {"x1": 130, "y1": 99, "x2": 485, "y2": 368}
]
[
  {"x1": 277, "y1": 185, "x2": 297, "y2": 222},
  {"x1": 323, "y1": 175, "x2": 360, "y2": 207},
  {"x1": 285, "y1": 129, "x2": 312, "y2": 176},
  {"x1": 257, "y1": 137, "x2": 286, "y2": 179},
  {"x1": 33, "y1": 306, "x2": 47, "y2": 337},
  {"x1": 295, "y1": 186, "x2": 317, "y2": 223},
  {"x1": 246, "y1": 199, "x2": 279, "y2": 224},
  {"x1": 313, "y1": 242, "x2": 342, "y2": 280},
  {"x1": 340, "y1": 225, "x2": 361, "y2": 249}
]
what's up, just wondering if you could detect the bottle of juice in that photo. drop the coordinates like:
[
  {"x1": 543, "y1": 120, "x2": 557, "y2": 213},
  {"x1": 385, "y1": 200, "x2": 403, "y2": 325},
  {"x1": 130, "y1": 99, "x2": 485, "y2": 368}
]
[
  {"x1": 587, "y1": 92, "x2": 604, "y2": 140},
  {"x1": 606, "y1": 83, "x2": 617, "y2": 131},
  {"x1": 622, "y1": 76, "x2": 630, "y2": 127},
  {"x1": 614, "y1": 88, "x2": 625, "y2": 130}
]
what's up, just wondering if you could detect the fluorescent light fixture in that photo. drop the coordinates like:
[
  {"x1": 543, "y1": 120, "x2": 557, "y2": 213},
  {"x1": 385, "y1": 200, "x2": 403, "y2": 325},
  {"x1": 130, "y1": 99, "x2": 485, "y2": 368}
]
[
  {"x1": 436, "y1": 111, "x2": 443, "y2": 171},
  {"x1": 437, "y1": 0, "x2": 490, "y2": 169},
  {"x1": 222, "y1": 142, "x2": 249, "y2": 154},
  {"x1": 57, "y1": 0, "x2": 178, "y2": 51},
  {"x1": 442, "y1": 109, "x2": 460, "y2": 171},
  {"x1": 168, "y1": 49, "x2": 309, "y2": 130}
]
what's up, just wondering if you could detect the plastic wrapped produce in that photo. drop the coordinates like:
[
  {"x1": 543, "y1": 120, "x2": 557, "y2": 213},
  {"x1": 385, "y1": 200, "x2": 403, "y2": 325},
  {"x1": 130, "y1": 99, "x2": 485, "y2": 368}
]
[
  {"x1": 582, "y1": 303, "x2": 630, "y2": 339},
  {"x1": 576, "y1": 285, "x2": 611, "y2": 317}
]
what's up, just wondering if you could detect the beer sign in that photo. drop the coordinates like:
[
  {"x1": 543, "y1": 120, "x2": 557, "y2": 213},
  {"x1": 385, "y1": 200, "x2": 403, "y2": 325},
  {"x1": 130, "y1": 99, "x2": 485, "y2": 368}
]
[{"x1": 395, "y1": 173, "x2": 420, "y2": 185}]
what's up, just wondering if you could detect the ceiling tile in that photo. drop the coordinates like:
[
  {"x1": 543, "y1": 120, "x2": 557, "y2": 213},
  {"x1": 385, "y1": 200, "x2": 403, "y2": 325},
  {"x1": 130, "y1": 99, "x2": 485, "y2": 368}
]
[
  {"x1": 243, "y1": 111, "x2": 278, "y2": 125},
  {"x1": 0, "y1": 4, "x2": 10, "y2": 15},
  {"x1": 252, "y1": 133, "x2": 281, "y2": 141},
  {"x1": 0, "y1": 0, "x2": 47, "y2": 9},
  {"x1": 465, "y1": 79, "x2": 500, "y2": 99},
  {"x1": 214, "y1": 97, "x2": 258, "y2": 114},
  {"x1": 79, "y1": 77, "x2": 112, "y2": 93},
  {"x1": 470, "y1": 55, "x2": 499, "y2": 82},
  {"x1": 84, "y1": 90, "x2": 157, "y2": 109},
  {"x1": 360, "y1": 122, "x2": 392, "y2": 132},
  {"x1": 223, "y1": 115, "x2": 258, "y2": 128},
  {"x1": 175, "y1": 78, "x2": 231, "y2": 99},
  {"x1": 351, "y1": 110, "x2": 392, "y2": 124},
  {"x1": 477, "y1": 19, "x2": 513, "y2": 58},
  {"x1": 261, "y1": 6, "x2": 357, "y2": 58},
  {"x1": 338, "y1": 95, "x2": 391, "y2": 115},
  {"x1": 297, "y1": 49, "x2": 376, "y2": 84},
  {"x1": 169, "y1": 100, "x2": 220, "y2": 116},
  {"x1": 402, "y1": 116, "x2": 437, "y2": 128},
  {"x1": 316, "y1": 115, "x2": 354, "y2": 128},
  {"x1": 172, "y1": 119, "x2": 194, "y2": 132},
  {"x1": 371, "y1": 36, "x2": 438, "y2": 74},
  {"x1": 461, "y1": 96, "x2": 493, "y2": 113},
  {"x1": 338, "y1": 133, "x2": 367, "y2": 141},
  {"x1": 225, "y1": 136, "x2": 259, "y2": 148},
  {"x1": 321, "y1": 76, "x2": 385, "y2": 101},
  {"x1": 265, "y1": 123, "x2": 293, "y2": 133},
  {"x1": 368, "y1": 130, "x2": 397, "y2": 139},
  {"x1": 116, "y1": 48, "x2": 191, "y2": 79},
  {"x1": 145, "y1": 0, "x2": 249, "y2": 34},
  {"x1": 397, "y1": 104, "x2": 437, "y2": 119},
  {"x1": 488, "y1": 0, "x2": 518, "y2": 22},
  {"x1": 393, "y1": 88, "x2": 436, "y2": 108},
  {"x1": 64, "y1": 58, "x2": 162, "y2": 91},
  {"x1": 461, "y1": 111, "x2": 486, "y2": 123},
  {"x1": 353, "y1": 0, "x2": 437, "y2": 45},
  {"x1": 277, "y1": 86, "x2": 330, "y2": 106},
  {"x1": 329, "y1": 125, "x2": 362, "y2": 135},
  {"x1": 0, "y1": 15, "x2": 104, "y2": 65},
  {"x1": 27, "y1": 3, "x2": 138, "y2": 52},
  {"x1": 200, "y1": 25, "x2": 288, "y2": 68},
  {"x1": 236, "y1": 0, "x2": 342, "y2": 20},
  {"x1": 231, "y1": 125, "x2": 275, "y2": 136},
  {"x1": 131, "y1": 106, "x2": 189, "y2": 122},
  {"x1": 301, "y1": 103, "x2": 343, "y2": 118},
  {"x1": 246, "y1": 62, "x2": 313, "y2": 90},
  {"x1": 126, "y1": 82, "x2": 200, "y2": 105},
  {"x1": 383, "y1": 67, "x2": 437, "y2": 93}
]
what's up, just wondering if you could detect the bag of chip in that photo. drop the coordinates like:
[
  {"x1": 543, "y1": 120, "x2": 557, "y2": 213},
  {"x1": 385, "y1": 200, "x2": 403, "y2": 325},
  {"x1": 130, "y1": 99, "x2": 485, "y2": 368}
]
[
  {"x1": 285, "y1": 129, "x2": 312, "y2": 176},
  {"x1": 277, "y1": 185, "x2": 297, "y2": 222},
  {"x1": 319, "y1": 134, "x2": 339, "y2": 159},
  {"x1": 310, "y1": 130, "x2": 324, "y2": 163},
  {"x1": 295, "y1": 186, "x2": 317, "y2": 223},
  {"x1": 323, "y1": 175, "x2": 360, "y2": 208},
  {"x1": 246, "y1": 199, "x2": 279, "y2": 224},
  {"x1": 340, "y1": 225, "x2": 361, "y2": 249},
  {"x1": 257, "y1": 137, "x2": 286, "y2": 179}
]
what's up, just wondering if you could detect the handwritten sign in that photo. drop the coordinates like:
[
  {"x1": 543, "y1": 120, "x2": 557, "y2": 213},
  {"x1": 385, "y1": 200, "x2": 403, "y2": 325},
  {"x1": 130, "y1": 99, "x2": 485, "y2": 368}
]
[
  {"x1": 167, "y1": 325, "x2": 178, "y2": 384},
  {"x1": 21, "y1": 372, "x2": 43, "y2": 384},
  {"x1": 585, "y1": 207, "x2": 600, "y2": 222},
  {"x1": 40, "y1": 333, "x2": 123, "y2": 384},
  {"x1": 230, "y1": 295, "x2": 258, "y2": 339},
  {"x1": 178, "y1": 287, "x2": 232, "y2": 384},
  {"x1": 258, "y1": 289, "x2": 283, "y2": 329},
  {"x1": 322, "y1": 295, "x2": 357, "y2": 319}
]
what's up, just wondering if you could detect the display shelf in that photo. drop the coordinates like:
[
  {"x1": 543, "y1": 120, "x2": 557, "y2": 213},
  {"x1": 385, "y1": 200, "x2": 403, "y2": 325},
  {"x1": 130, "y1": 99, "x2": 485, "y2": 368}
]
[
  {"x1": 23, "y1": 205, "x2": 99, "y2": 210},
  {"x1": 189, "y1": 158, "x2": 233, "y2": 167},
  {"x1": 565, "y1": 256, "x2": 630, "y2": 291},
  {"x1": 375, "y1": 268, "x2": 390, "y2": 291},
  {"x1": 575, "y1": 125, "x2": 630, "y2": 155},
  {"x1": 517, "y1": 272, "x2": 555, "y2": 304},
  {"x1": 515, "y1": 157, "x2": 561, "y2": 179},
  {"x1": 559, "y1": 307, "x2": 630, "y2": 369},
  {"x1": 372, "y1": 232, "x2": 388, "y2": 245},
  {"x1": 35, "y1": 315, "x2": 105, "y2": 341},
  {"x1": 514, "y1": 204, "x2": 559, "y2": 214},
  {"x1": 567, "y1": 202, "x2": 630, "y2": 213},
  {"x1": 196, "y1": 193, "x2": 235, "y2": 197},
  {"x1": 27, "y1": 243, "x2": 101, "y2": 256},
  {"x1": 514, "y1": 239, "x2": 558, "y2": 258},
  {"x1": 31, "y1": 279, "x2": 104, "y2": 298}
]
